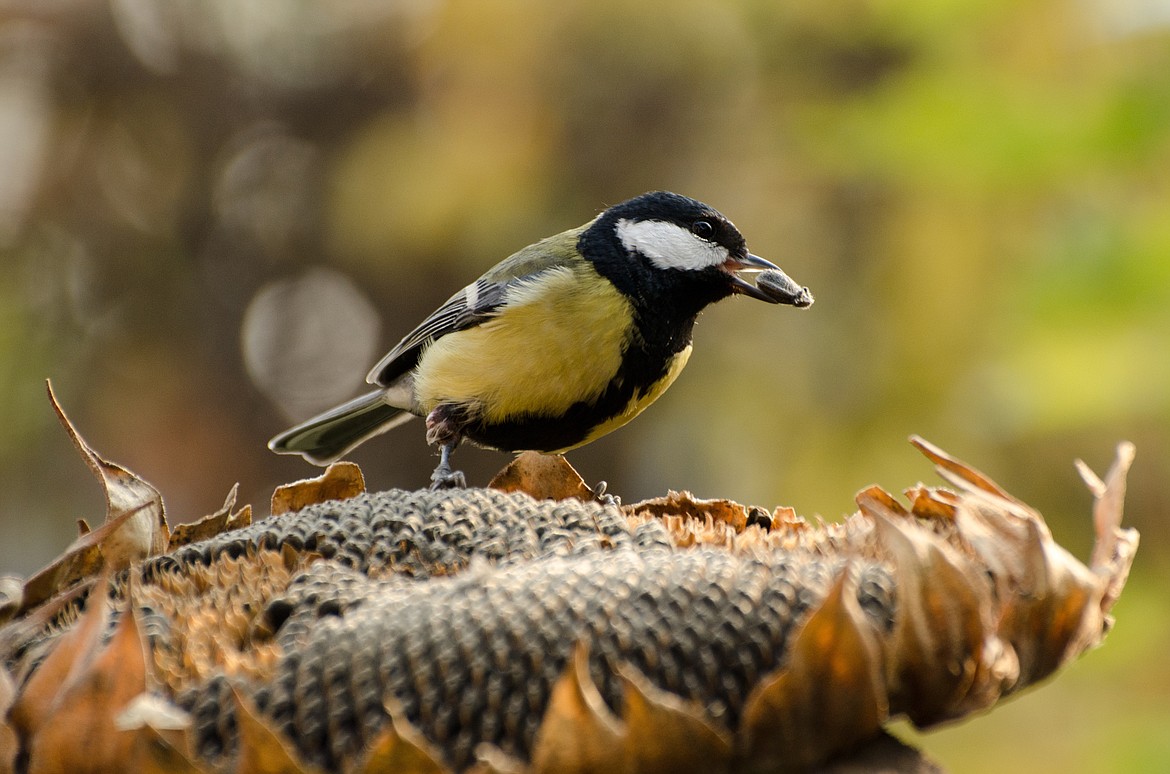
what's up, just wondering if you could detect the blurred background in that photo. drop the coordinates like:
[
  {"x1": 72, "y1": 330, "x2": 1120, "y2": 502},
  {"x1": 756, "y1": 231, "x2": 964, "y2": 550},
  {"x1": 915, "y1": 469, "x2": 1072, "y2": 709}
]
[{"x1": 0, "y1": 0, "x2": 1167, "y2": 769}]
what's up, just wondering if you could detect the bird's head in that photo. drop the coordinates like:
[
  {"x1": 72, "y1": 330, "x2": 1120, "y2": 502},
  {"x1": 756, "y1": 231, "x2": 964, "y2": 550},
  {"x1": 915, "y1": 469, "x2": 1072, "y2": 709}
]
[{"x1": 582, "y1": 191, "x2": 811, "y2": 309}]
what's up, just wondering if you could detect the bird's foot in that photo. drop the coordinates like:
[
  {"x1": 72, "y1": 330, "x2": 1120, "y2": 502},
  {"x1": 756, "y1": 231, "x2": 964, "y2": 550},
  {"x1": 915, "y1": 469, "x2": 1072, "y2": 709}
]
[
  {"x1": 590, "y1": 480, "x2": 621, "y2": 507},
  {"x1": 427, "y1": 427, "x2": 465, "y2": 490},
  {"x1": 430, "y1": 464, "x2": 467, "y2": 490}
]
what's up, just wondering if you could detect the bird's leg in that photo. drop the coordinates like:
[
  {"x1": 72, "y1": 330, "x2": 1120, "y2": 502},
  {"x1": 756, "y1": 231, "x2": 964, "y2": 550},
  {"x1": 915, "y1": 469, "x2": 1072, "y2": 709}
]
[
  {"x1": 426, "y1": 405, "x2": 466, "y2": 489},
  {"x1": 430, "y1": 441, "x2": 466, "y2": 489}
]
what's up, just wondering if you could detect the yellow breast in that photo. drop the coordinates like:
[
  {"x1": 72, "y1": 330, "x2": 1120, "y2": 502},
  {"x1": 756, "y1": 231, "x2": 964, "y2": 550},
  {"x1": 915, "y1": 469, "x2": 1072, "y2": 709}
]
[{"x1": 413, "y1": 266, "x2": 635, "y2": 423}]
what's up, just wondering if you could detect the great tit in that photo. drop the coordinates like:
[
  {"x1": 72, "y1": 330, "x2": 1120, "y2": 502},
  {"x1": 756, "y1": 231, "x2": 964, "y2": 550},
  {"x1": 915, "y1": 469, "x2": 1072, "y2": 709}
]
[{"x1": 269, "y1": 191, "x2": 812, "y2": 488}]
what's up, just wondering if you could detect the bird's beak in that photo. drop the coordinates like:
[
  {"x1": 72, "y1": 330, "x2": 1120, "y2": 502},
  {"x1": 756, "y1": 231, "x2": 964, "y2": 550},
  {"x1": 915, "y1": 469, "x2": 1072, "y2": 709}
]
[{"x1": 724, "y1": 254, "x2": 814, "y2": 307}]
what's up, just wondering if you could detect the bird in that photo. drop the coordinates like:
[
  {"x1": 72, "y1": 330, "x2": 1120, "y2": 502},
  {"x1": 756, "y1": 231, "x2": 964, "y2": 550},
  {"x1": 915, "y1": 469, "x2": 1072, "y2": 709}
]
[{"x1": 269, "y1": 191, "x2": 813, "y2": 489}]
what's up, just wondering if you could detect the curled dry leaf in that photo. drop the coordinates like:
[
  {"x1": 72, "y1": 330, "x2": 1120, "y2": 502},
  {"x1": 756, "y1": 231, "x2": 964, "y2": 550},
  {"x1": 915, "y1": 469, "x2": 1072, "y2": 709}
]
[
  {"x1": 618, "y1": 663, "x2": 732, "y2": 774},
  {"x1": 469, "y1": 746, "x2": 527, "y2": 774},
  {"x1": 869, "y1": 509, "x2": 1013, "y2": 725},
  {"x1": 1078, "y1": 441, "x2": 1138, "y2": 591},
  {"x1": 232, "y1": 685, "x2": 324, "y2": 774},
  {"x1": 529, "y1": 644, "x2": 624, "y2": 774},
  {"x1": 21, "y1": 503, "x2": 154, "y2": 615},
  {"x1": 0, "y1": 577, "x2": 21, "y2": 627},
  {"x1": 353, "y1": 698, "x2": 448, "y2": 774},
  {"x1": 24, "y1": 589, "x2": 149, "y2": 774},
  {"x1": 909, "y1": 435, "x2": 1016, "y2": 503},
  {"x1": 168, "y1": 484, "x2": 253, "y2": 549},
  {"x1": 904, "y1": 484, "x2": 959, "y2": 521},
  {"x1": 529, "y1": 644, "x2": 735, "y2": 774},
  {"x1": 132, "y1": 726, "x2": 208, "y2": 774},
  {"x1": 117, "y1": 696, "x2": 202, "y2": 774},
  {"x1": 854, "y1": 484, "x2": 909, "y2": 519},
  {"x1": 270, "y1": 461, "x2": 366, "y2": 516},
  {"x1": 18, "y1": 383, "x2": 169, "y2": 612},
  {"x1": 46, "y1": 380, "x2": 167, "y2": 566},
  {"x1": 0, "y1": 665, "x2": 16, "y2": 774},
  {"x1": 488, "y1": 452, "x2": 595, "y2": 502},
  {"x1": 116, "y1": 693, "x2": 193, "y2": 733},
  {"x1": 919, "y1": 441, "x2": 1138, "y2": 693},
  {"x1": 739, "y1": 573, "x2": 886, "y2": 773},
  {"x1": 628, "y1": 490, "x2": 750, "y2": 532},
  {"x1": 9, "y1": 575, "x2": 112, "y2": 743},
  {"x1": 0, "y1": 438, "x2": 1139, "y2": 774}
]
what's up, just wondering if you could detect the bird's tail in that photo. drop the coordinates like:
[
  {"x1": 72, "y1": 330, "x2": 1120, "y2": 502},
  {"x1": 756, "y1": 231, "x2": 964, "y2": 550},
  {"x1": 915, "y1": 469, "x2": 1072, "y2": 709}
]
[{"x1": 268, "y1": 390, "x2": 414, "y2": 465}]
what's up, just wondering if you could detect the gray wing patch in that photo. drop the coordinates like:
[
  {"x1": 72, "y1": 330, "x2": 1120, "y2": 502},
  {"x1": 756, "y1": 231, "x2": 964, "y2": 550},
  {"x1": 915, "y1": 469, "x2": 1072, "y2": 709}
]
[
  {"x1": 365, "y1": 227, "x2": 587, "y2": 387},
  {"x1": 366, "y1": 278, "x2": 511, "y2": 386}
]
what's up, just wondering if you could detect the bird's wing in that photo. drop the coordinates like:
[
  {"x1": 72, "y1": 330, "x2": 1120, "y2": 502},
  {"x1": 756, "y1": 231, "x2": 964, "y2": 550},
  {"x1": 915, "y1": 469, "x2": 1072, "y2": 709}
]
[{"x1": 367, "y1": 227, "x2": 587, "y2": 386}]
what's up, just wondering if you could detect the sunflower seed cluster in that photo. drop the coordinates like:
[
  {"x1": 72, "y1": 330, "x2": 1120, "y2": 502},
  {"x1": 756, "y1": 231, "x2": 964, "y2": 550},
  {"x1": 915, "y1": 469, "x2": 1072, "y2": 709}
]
[{"x1": 173, "y1": 489, "x2": 895, "y2": 772}]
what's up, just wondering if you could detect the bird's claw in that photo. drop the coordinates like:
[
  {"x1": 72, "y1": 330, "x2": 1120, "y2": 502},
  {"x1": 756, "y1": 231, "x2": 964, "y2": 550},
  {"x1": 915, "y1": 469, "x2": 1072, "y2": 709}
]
[
  {"x1": 429, "y1": 438, "x2": 465, "y2": 489},
  {"x1": 591, "y1": 480, "x2": 620, "y2": 507},
  {"x1": 430, "y1": 465, "x2": 466, "y2": 490}
]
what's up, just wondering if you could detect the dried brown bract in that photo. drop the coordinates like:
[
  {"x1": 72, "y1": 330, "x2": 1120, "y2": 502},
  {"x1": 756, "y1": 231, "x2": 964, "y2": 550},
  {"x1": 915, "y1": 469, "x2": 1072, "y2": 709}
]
[{"x1": 0, "y1": 430, "x2": 1137, "y2": 774}]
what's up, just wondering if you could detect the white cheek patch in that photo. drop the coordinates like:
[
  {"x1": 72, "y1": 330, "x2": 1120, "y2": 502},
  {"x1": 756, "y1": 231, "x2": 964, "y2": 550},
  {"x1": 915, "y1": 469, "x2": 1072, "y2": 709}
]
[{"x1": 616, "y1": 219, "x2": 730, "y2": 272}]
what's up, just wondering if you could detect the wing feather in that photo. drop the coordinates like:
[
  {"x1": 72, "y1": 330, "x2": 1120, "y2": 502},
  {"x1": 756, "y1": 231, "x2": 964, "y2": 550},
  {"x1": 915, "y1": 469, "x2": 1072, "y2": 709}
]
[{"x1": 367, "y1": 227, "x2": 586, "y2": 386}]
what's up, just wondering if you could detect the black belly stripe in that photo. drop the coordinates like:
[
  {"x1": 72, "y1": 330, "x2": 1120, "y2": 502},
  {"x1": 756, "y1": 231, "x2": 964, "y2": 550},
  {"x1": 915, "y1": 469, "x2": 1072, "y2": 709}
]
[{"x1": 461, "y1": 337, "x2": 684, "y2": 453}]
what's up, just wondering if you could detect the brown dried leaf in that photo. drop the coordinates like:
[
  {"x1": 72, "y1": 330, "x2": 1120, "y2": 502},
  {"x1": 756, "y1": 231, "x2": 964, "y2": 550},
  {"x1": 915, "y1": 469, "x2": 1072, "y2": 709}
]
[
  {"x1": 739, "y1": 573, "x2": 887, "y2": 773},
  {"x1": 116, "y1": 693, "x2": 192, "y2": 733},
  {"x1": 228, "y1": 503, "x2": 254, "y2": 531},
  {"x1": 869, "y1": 510, "x2": 1013, "y2": 724},
  {"x1": 470, "y1": 746, "x2": 526, "y2": 774},
  {"x1": 46, "y1": 379, "x2": 168, "y2": 566},
  {"x1": 0, "y1": 577, "x2": 21, "y2": 626},
  {"x1": 0, "y1": 668, "x2": 14, "y2": 713},
  {"x1": 115, "y1": 694, "x2": 204, "y2": 774},
  {"x1": 19, "y1": 385, "x2": 171, "y2": 612},
  {"x1": 948, "y1": 487, "x2": 1047, "y2": 601},
  {"x1": 9, "y1": 576, "x2": 111, "y2": 742},
  {"x1": 133, "y1": 726, "x2": 209, "y2": 774},
  {"x1": 169, "y1": 484, "x2": 251, "y2": 549},
  {"x1": 354, "y1": 698, "x2": 448, "y2": 774},
  {"x1": 953, "y1": 491, "x2": 1114, "y2": 690},
  {"x1": 854, "y1": 485, "x2": 908, "y2": 519},
  {"x1": 1077, "y1": 441, "x2": 1137, "y2": 582},
  {"x1": 0, "y1": 579, "x2": 91, "y2": 677},
  {"x1": 0, "y1": 665, "x2": 17, "y2": 774},
  {"x1": 270, "y1": 461, "x2": 365, "y2": 516},
  {"x1": 530, "y1": 643, "x2": 625, "y2": 774},
  {"x1": 25, "y1": 595, "x2": 149, "y2": 773},
  {"x1": 489, "y1": 452, "x2": 595, "y2": 502},
  {"x1": 1012, "y1": 546, "x2": 1100, "y2": 687},
  {"x1": 770, "y1": 506, "x2": 802, "y2": 527},
  {"x1": 618, "y1": 664, "x2": 732, "y2": 773},
  {"x1": 910, "y1": 435, "x2": 1016, "y2": 503},
  {"x1": 630, "y1": 491, "x2": 749, "y2": 532},
  {"x1": 919, "y1": 438, "x2": 1133, "y2": 690},
  {"x1": 21, "y1": 502, "x2": 154, "y2": 614},
  {"x1": 905, "y1": 485, "x2": 958, "y2": 521},
  {"x1": 233, "y1": 685, "x2": 324, "y2": 774}
]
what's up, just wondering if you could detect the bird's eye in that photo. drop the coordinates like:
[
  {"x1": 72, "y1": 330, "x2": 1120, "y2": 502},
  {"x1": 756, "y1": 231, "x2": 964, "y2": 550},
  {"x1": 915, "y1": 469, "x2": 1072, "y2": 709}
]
[{"x1": 691, "y1": 220, "x2": 715, "y2": 240}]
